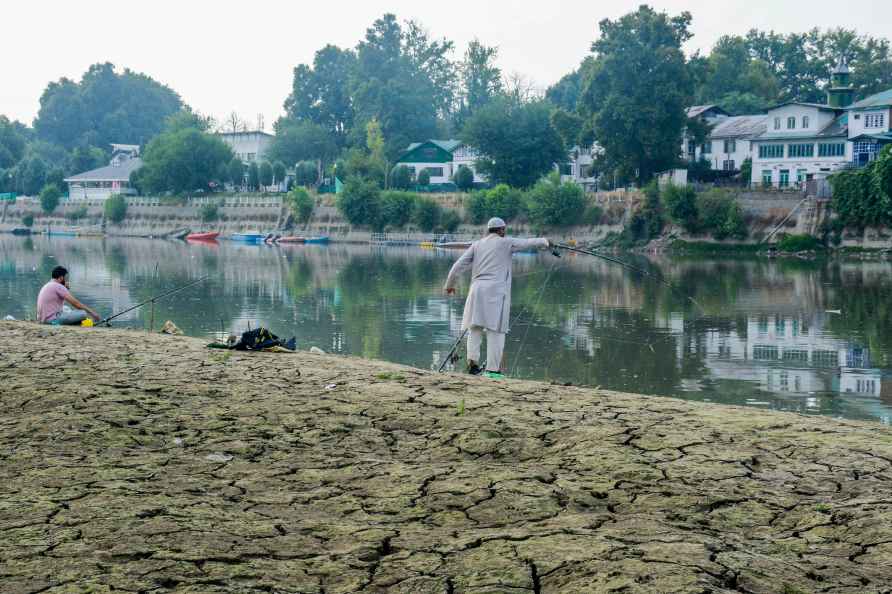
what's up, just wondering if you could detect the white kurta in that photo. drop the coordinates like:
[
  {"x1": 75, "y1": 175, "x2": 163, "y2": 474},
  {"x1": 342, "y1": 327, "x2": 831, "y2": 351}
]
[{"x1": 444, "y1": 234, "x2": 550, "y2": 333}]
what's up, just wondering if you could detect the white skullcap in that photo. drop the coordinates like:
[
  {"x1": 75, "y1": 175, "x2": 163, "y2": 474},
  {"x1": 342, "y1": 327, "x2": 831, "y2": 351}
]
[{"x1": 487, "y1": 217, "x2": 506, "y2": 229}]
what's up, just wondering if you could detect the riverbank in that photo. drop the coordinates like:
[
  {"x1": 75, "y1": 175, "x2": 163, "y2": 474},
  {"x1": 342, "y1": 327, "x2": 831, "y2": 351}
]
[{"x1": 2, "y1": 322, "x2": 892, "y2": 593}]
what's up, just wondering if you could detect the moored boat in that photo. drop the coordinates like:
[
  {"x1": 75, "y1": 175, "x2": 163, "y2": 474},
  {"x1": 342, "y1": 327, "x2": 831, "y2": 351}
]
[
  {"x1": 304, "y1": 236, "x2": 330, "y2": 244},
  {"x1": 186, "y1": 232, "x2": 220, "y2": 241},
  {"x1": 277, "y1": 236, "x2": 306, "y2": 244},
  {"x1": 229, "y1": 233, "x2": 266, "y2": 243}
]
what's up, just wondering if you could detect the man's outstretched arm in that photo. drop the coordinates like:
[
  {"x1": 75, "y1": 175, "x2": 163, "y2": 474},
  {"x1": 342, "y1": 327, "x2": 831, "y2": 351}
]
[
  {"x1": 64, "y1": 293, "x2": 100, "y2": 320},
  {"x1": 444, "y1": 245, "x2": 474, "y2": 294}
]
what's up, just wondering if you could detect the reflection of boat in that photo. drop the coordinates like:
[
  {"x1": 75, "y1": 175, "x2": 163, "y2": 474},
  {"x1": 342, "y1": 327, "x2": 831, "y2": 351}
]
[
  {"x1": 304, "y1": 236, "x2": 330, "y2": 244},
  {"x1": 186, "y1": 232, "x2": 220, "y2": 241},
  {"x1": 10, "y1": 228, "x2": 31, "y2": 236},
  {"x1": 436, "y1": 241, "x2": 471, "y2": 250},
  {"x1": 46, "y1": 230, "x2": 77, "y2": 237},
  {"x1": 277, "y1": 236, "x2": 306, "y2": 244},
  {"x1": 229, "y1": 233, "x2": 266, "y2": 243}
]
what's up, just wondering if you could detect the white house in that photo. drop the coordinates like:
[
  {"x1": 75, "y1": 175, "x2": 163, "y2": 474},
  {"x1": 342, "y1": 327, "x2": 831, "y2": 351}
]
[
  {"x1": 395, "y1": 140, "x2": 485, "y2": 186},
  {"x1": 65, "y1": 145, "x2": 142, "y2": 201},
  {"x1": 559, "y1": 145, "x2": 600, "y2": 190},
  {"x1": 217, "y1": 130, "x2": 274, "y2": 164},
  {"x1": 702, "y1": 116, "x2": 768, "y2": 172},
  {"x1": 847, "y1": 88, "x2": 892, "y2": 166}
]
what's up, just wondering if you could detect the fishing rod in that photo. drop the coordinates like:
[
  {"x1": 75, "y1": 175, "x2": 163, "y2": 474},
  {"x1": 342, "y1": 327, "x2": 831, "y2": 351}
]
[
  {"x1": 99, "y1": 275, "x2": 210, "y2": 326},
  {"x1": 438, "y1": 327, "x2": 469, "y2": 373}
]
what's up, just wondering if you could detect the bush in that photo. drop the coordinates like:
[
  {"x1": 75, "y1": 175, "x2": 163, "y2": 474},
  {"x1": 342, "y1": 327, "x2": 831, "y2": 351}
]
[
  {"x1": 259, "y1": 162, "x2": 274, "y2": 187},
  {"x1": 417, "y1": 168, "x2": 431, "y2": 187},
  {"x1": 39, "y1": 184, "x2": 61, "y2": 213},
  {"x1": 662, "y1": 183, "x2": 698, "y2": 232},
  {"x1": 465, "y1": 191, "x2": 488, "y2": 224},
  {"x1": 485, "y1": 184, "x2": 525, "y2": 222},
  {"x1": 722, "y1": 203, "x2": 748, "y2": 240},
  {"x1": 776, "y1": 233, "x2": 823, "y2": 252},
  {"x1": 22, "y1": 213, "x2": 34, "y2": 227},
  {"x1": 66, "y1": 205, "x2": 89, "y2": 222},
  {"x1": 527, "y1": 172, "x2": 586, "y2": 227},
  {"x1": 200, "y1": 202, "x2": 219, "y2": 222},
  {"x1": 696, "y1": 190, "x2": 733, "y2": 238},
  {"x1": 390, "y1": 165, "x2": 413, "y2": 190},
  {"x1": 104, "y1": 194, "x2": 128, "y2": 223},
  {"x1": 688, "y1": 157, "x2": 718, "y2": 183},
  {"x1": 380, "y1": 191, "x2": 416, "y2": 229},
  {"x1": 453, "y1": 165, "x2": 475, "y2": 192},
  {"x1": 582, "y1": 205, "x2": 603, "y2": 226},
  {"x1": 413, "y1": 197, "x2": 442, "y2": 231},
  {"x1": 227, "y1": 158, "x2": 244, "y2": 187},
  {"x1": 288, "y1": 187, "x2": 315, "y2": 224},
  {"x1": 439, "y1": 210, "x2": 462, "y2": 233},
  {"x1": 337, "y1": 177, "x2": 381, "y2": 228},
  {"x1": 294, "y1": 161, "x2": 318, "y2": 187}
]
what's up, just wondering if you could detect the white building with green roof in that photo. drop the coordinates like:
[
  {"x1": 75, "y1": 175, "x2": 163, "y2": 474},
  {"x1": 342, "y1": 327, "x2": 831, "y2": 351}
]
[
  {"x1": 847, "y1": 88, "x2": 892, "y2": 166},
  {"x1": 395, "y1": 140, "x2": 485, "y2": 186}
]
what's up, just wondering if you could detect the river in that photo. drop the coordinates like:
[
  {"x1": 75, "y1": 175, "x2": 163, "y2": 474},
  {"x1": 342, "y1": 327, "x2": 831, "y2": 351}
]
[{"x1": 2, "y1": 235, "x2": 891, "y2": 424}]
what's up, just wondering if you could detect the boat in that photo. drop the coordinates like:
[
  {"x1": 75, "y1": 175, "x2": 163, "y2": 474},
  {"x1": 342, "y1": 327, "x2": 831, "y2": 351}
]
[
  {"x1": 436, "y1": 241, "x2": 472, "y2": 250},
  {"x1": 186, "y1": 232, "x2": 220, "y2": 241},
  {"x1": 10, "y1": 228, "x2": 31, "y2": 236},
  {"x1": 304, "y1": 236, "x2": 330, "y2": 244},
  {"x1": 277, "y1": 236, "x2": 306, "y2": 244},
  {"x1": 45, "y1": 230, "x2": 77, "y2": 237},
  {"x1": 229, "y1": 233, "x2": 266, "y2": 243}
]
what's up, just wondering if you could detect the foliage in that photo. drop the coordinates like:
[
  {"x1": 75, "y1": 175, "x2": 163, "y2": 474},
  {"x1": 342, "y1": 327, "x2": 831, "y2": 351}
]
[
  {"x1": 688, "y1": 157, "x2": 719, "y2": 183},
  {"x1": 380, "y1": 191, "x2": 416, "y2": 228},
  {"x1": 340, "y1": 148, "x2": 385, "y2": 186},
  {"x1": 273, "y1": 161, "x2": 287, "y2": 185},
  {"x1": 337, "y1": 177, "x2": 382, "y2": 228},
  {"x1": 104, "y1": 194, "x2": 128, "y2": 223},
  {"x1": 663, "y1": 183, "x2": 699, "y2": 232},
  {"x1": 722, "y1": 202, "x2": 748, "y2": 240},
  {"x1": 0, "y1": 116, "x2": 27, "y2": 169},
  {"x1": 247, "y1": 162, "x2": 260, "y2": 191},
  {"x1": 259, "y1": 162, "x2": 274, "y2": 187},
  {"x1": 777, "y1": 233, "x2": 823, "y2": 251},
  {"x1": 440, "y1": 209, "x2": 462, "y2": 233},
  {"x1": 22, "y1": 214, "x2": 34, "y2": 228},
  {"x1": 293, "y1": 161, "x2": 319, "y2": 187},
  {"x1": 198, "y1": 202, "x2": 218, "y2": 222},
  {"x1": 465, "y1": 191, "x2": 488, "y2": 225},
  {"x1": 545, "y1": 57, "x2": 596, "y2": 112},
  {"x1": 17, "y1": 157, "x2": 47, "y2": 196},
  {"x1": 417, "y1": 168, "x2": 431, "y2": 187},
  {"x1": 580, "y1": 6, "x2": 693, "y2": 184},
  {"x1": 39, "y1": 184, "x2": 61, "y2": 213},
  {"x1": 526, "y1": 172, "x2": 586, "y2": 227},
  {"x1": 66, "y1": 205, "x2": 89, "y2": 221},
  {"x1": 34, "y1": 62, "x2": 182, "y2": 150},
  {"x1": 453, "y1": 165, "x2": 474, "y2": 192},
  {"x1": 875, "y1": 145, "x2": 892, "y2": 200},
  {"x1": 133, "y1": 128, "x2": 233, "y2": 194},
  {"x1": 622, "y1": 181, "x2": 664, "y2": 244},
  {"x1": 390, "y1": 165, "x2": 413, "y2": 190},
  {"x1": 464, "y1": 185, "x2": 525, "y2": 224},
  {"x1": 227, "y1": 158, "x2": 244, "y2": 187},
  {"x1": 462, "y1": 96, "x2": 566, "y2": 188},
  {"x1": 456, "y1": 40, "x2": 502, "y2": 126},
  {"x1": 288, "y1": 187, "x2": 315, "y2": 224},
  {"x1": 413, "y1": 197, "x2": 442, "y2": 232},
  {"x1": 268, "y1": 119, "x2": 339, "y2": 167},
  {"x1": 739, "y1": 158, "x2": 753, "y2": 184},
  {"x1": 830, "y1": 156, "x2": 892, "y2": 229}
]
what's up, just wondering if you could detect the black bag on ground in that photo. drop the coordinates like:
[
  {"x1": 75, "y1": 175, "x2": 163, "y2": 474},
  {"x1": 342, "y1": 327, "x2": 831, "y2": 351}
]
[{"x1": 232, "y1": 327, "x2": 296, "y2": 351}]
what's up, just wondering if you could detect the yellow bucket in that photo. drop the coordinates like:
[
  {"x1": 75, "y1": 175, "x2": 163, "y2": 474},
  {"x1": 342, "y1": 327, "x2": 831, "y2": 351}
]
[{"x1": 81, "y1": 318, "x2": 94, "y2": 327}]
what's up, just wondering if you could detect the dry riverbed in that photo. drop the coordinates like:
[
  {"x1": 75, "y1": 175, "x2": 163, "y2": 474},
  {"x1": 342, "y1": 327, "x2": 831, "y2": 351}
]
[{"x1": 2, "y1": 322, "x2": 892, "y2": 593}]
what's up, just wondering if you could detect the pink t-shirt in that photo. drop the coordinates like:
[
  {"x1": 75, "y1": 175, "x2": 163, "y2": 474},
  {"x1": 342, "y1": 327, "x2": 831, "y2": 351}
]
[{"x1": 37, "y1": 281, "x2": 70, "y2": 323}]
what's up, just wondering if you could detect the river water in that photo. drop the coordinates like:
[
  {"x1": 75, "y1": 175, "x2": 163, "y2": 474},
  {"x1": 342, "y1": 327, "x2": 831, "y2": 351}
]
[{"x1": 3, "y1": 235, "x2": 891, "y2": 424}]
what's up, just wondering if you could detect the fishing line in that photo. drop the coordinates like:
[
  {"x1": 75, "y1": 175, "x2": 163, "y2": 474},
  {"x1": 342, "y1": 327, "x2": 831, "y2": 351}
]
[{"x1": 510, "y1": 257, "x2": 561, "y2": 376}]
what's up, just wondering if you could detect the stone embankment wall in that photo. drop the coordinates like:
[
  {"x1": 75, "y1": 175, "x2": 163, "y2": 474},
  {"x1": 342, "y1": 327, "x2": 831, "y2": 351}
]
[{"x1": 2, "y1": 321, "x2": 892, "y2": 593}]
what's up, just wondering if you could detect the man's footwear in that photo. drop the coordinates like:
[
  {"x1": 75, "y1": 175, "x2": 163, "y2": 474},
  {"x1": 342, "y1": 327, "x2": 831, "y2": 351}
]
[
  {"x1": 484, "y1": 371, "x2": 505, "y2": 379},
  {"x1": 467, "y1": 362, "x2": 483, "y2": 375}
]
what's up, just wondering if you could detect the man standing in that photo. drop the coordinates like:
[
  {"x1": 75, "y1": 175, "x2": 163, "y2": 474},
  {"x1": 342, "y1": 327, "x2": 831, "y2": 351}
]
[
  {"x1": 37, "y1": 266, "x2": 100, "y2": 325},
  {"x1": 444, "y1": 218, "x2": 550, "y2": 378}
]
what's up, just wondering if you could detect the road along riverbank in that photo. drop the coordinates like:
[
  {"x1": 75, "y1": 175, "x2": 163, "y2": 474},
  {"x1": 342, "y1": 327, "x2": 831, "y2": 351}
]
[{"x1": 2, "y1": 322, "x2": 892, "y2": 593}]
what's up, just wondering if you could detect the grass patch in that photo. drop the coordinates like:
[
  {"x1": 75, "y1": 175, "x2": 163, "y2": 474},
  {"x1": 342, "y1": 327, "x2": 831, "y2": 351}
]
[{"x1": 375, "y1": 372, "x2": 406, "y2": 381}]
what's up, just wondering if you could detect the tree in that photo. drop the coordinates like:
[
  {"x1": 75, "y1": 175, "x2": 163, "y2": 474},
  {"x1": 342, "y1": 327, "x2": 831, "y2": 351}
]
[
  {"x1": 226, "y1": 112, "x2": 246, "y2": 133},
  {"x1": 413, "y1": 197, "x2": 442, "y2": 231},
  {"x1": 69, "y1": 146, "x2": 106, "y2": 174},
  {"x1": 453, "y1": 165, "x2": 474, "y2": 192},
  {"x1": 0, "y1": 116, "x2": 27, "y2": 169},
  {"x1": 259, "y1": 162, "x2": 274, "y2": 188},
  {"x1": 390, "y1": 165, "x2": 413, "y2": 190},
  {"x1": 18, "y1": 157, "x2": 47, "y2": 196},
  {"x1": 457, "y1": 40, "x2": 503, "y2": 124},
  {"x1": 417, "y1": 168, "x2": 431, "y2": 186},
  {"x1": 104, "y1": 194, "x2": 128, "y2": 223},
  {"x1": 662, "y1": 183, "x2": 699, "y2": 232},
  {"x1": 134, "y1": 128, "x2": 233, "y2": 194},
  {"x1": 273, "y1": 161, "x2": 287, "y2": 186},
  {"x1": 288, "y1": 187, "x2": 315, "y2": 224},
  {"x1": 740, "y1": 158, "x2": 753, "y2": 184},
  {"x1": 34, "y1": 62, "x2": 182, "y2": 150},
  {"x1": 294, "y1": 161, "x2": 318, "y2": 187},
  {"x1": 526, "y1": 172, "x2": 586, "y2": 227},
  {"x1": 580, "y1": 6, "x2": 694, "y2": 184},
  {"x1": 546, "y1": 57, "x2": 596, "y2": 112},
  {"x1": 696, "y1": 35, "x2": 780, "y2": 111},
  {"x1": 380, "y1": 191, "x2": 416, "y2": 228},
  {"x1": 40, "y1": 184, "x2": 62, "y2": 213},
  {"x1": 247, "y1": 162, "x2": 260, "y2": 191},
  {"x1": 337, "y1": 177, "x2": 382, "y2": 227},
  {"x1": 227, "y1": 158, "x2": 244, "y2": 188},
  {"x1": 462, "y1": 97, "x2": 566, "y2": 188},
  {"x1": 267, "y1": 119, "x2": 338, "y2": 168}
]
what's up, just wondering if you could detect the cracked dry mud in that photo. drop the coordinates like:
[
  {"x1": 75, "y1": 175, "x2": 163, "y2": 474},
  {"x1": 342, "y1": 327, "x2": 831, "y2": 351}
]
[{"x1": 2, "y1": 323, "x2": 892, "y2": 594}]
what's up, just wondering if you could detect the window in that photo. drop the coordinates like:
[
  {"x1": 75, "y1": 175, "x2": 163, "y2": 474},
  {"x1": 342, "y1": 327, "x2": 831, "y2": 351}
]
[
  {"x1": 779, "y1": 170, "x2": 790, "y2": 187},
  {"x1": 687, "y1": 139, "x2": 696, "y2": 158},
  {"x1": 854, "y1": 141, "x2": 879, "y2": 155},
  {"x1": 797, "y1": 169, "x2": 808, "y2": 183},
  {"x1": 759, "y1": 144, "x2": 784, "y2": 159},
  {"x1": 818, "y1": 143, "x2": 846, "y2": 157},
  {"x1": 761, "y1": 170, "x2": 773, "y2": 186},
  {"x1": 865, "y1": 113, "x2": 886, "y2": 128},
  {"x1": 787, "y1": 117, "x2": 796, "y2": 129},
  {"x1": 774, "y1": 117, "x2": 781, "y2": 130},
  {"x1": 723, "y1": 160, "x2": 736, "y2": 171},
  {"x1": 702, "y1": 141, "x2": 712, "y2": 155},
  {"x1": 425, "y1": 167, "x2": 444, "y2": 178},
  {"x1": 802, "y1": 116, "x2": 810, "y2": 129},
  {"x1": 724, "y1": 139, "x2": 736, "y2": 153},
  {"x1": 558, "y1": 163, "x2": 572, "y2": 175},
  {"x1": 788, "y1": 144, "x2": 814, "y2": 158},
  {"x1": 754, "y1": 345, "x2": 780, "y2": 360},
  {"x1": 421, "y1": 148, "x2": 438, "y2": 159}
]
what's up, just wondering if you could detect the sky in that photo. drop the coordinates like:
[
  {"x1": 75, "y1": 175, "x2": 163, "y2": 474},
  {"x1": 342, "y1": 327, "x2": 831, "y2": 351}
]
[{"x1": 3, "y1": 0, "x2": 892, "y2": 130}]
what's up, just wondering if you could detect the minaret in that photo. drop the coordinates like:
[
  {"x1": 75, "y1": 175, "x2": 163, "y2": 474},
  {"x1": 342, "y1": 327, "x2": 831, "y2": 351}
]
[{"x1": 827, "y1": 57, "x2": 854, "y2": 108}]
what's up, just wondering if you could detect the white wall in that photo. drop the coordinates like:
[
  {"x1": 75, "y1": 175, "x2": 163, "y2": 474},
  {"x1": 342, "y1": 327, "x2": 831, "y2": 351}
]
[
  {"x1": 750, "y1": 140, "x2": 851, "y2": 185},
  {"x1": 219, "y1": 133, "x2": 273, "y2": 163},
  {"x1": 763, "y1": 105, "x2": 836, "y2": 135},
  {"x1": 848, "y1": 107, "x2": 891, "y2": 138}
]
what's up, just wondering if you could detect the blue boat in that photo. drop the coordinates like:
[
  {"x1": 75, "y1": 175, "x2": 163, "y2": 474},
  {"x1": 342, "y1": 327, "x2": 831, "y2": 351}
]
[
  {"x1": 304, "y1": 236, "x2": 330, "y2": 244},
  {"x1": 229, "y1": 233, "x2": 266, "y2": 243}
]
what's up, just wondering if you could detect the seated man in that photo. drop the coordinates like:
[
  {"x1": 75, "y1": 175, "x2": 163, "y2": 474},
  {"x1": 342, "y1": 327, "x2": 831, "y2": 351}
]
[{"x1": 37, "y1": 266, "x2": 100, "y2": 325}]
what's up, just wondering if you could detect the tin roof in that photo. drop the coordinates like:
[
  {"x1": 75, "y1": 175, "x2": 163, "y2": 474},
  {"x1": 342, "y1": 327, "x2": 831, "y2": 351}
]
[
  {"x1": 64, "y1": 158, "x2": 143, "y2": 183},
  {"x1": 848, "y1": 88, "x2": 892, "y2": 110},
  {"x1": 709, "y1": 115, "x2": 768, "y2": 139}
]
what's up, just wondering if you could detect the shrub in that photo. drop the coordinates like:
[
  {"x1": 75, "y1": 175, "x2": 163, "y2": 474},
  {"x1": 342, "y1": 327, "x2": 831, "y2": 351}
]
[
  {"x1": 439, "y1": 209, "x2": 462, "y2": 233},
  {"x1": 465, "y1": 191, "x2": 488, "y2": 224},
  {"x1": 259, "y1": 162, "x2": 274, "y2": 187},
  {"x1": 526, "y1": 172, "x2": 586, "y2": 227},
  {"x1": 417, "y1": 168, "x2": 431, "y2": 187},
  {"x1": 288, "y1": 187, "x2": 315, "y2": 225},
  {"x1": 66, "y1": 205, "x2": 89, "y2": 222},
  {"x1": 696, "y1": 190, "x2": 733, "y2": 238},
  {"x1": 227, "y1": 158, "x2": 244, "y2": 187},
  {"x1": 662, "y1": 183, "x2": 698, "y2": 232},
  {"x1": 777, "y1": 233, "x2": 823, "y2": 252},
  {"x1": 453, "y1": 165, "x2": 475, "y2": 192},
  {"x1": 22, "y1": 213, "x2": 34, "y2": 227},
  {"x1": 485, "y1": 184, "x2": 525, "y2": 222},
  {"x1": 722, "y1": 203, "x2": 748, "y2": 240},
  {"x1": 380, "y1": 191, "x2": 416, "y2": 229},
  {"x1": 337, "y1": 177, "x2": 381, "y2": 228},
  {"x1": 582, "y1": 205, "x2": 604, "y2": 226},
  {"x1": 39, "y1": 184, "x2": 61, "y2": 213},
  {"x1": 104, "y1": 194, "x2": 128, "y2": 223},
  {"x1": 413, "y1": 197, "x2": 442, "y2": 231},
  {"x1": 200, "y1": 202, "x2": 219, "y2": 222},
  {"x1": 294, "y1": 161, "x2": 318, "y2": 187},
  {"x1": 390, "y1": 165, "x2": 413, "y2": 190}
]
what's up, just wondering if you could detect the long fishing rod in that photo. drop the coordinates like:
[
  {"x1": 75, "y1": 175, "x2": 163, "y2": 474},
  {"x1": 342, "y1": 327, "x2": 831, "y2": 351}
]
[
  {"x1": 438, "y1": 327, "x2": 469, "y2": 373},
  {"x1": 99, "y1": 275, "x2": 210, "y2": 326}
]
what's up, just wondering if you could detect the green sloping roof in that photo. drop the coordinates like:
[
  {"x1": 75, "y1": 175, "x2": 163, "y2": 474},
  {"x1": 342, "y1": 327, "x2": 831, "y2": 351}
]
[
  {"x1": 397, "y1": 139, "x2": 463, "y2": 164},
  {"x1": 848, "y1": 88, "x2": 892, "y2": 110}
]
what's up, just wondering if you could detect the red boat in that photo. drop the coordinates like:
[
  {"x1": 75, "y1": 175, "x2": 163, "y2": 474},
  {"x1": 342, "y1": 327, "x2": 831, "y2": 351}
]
[
  {"x1": 186, "y1": 232, "x2": 220, "y2": 241},
  {"x1": 276, "y1": 236, "x2": 306, "y2": 244}
]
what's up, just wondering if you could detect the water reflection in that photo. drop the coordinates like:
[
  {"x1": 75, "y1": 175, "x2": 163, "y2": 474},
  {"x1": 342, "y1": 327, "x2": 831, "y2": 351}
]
[{"x1": 1, "y1": 236, "x2": 890, "y2": 424}]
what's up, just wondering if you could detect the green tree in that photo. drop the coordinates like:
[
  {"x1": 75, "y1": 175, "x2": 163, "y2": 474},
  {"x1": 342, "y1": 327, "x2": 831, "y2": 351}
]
[
  {"x1": 390, "y1": 165, "x2": 413, "y2": 190},
  {"x1": 19, "y1": 157, "x2": 47, "y2": 196},
  {"x1": 484, "y1": 184, "x2": 525, "y2": 222},
  {"x1": 545, "y1": 57, "x2": 596, "y2": 112},
  {"x1": 580, "y1": 6, "x2": 693, "y2": 184},
  {"x1": 69, "y1": 146, "x2": 106, "y2": 174},
  {"x1": 259, "y1": 162, "x2": 274, "y2": 187},
  {"x1": 417, "y1": 168, "x2": 431, "y2": 187},
  {"x1": 526, "y1": 172, "x2": 585, "y2": 227},
  {"x1": 268, "y1": 119, "x2": 339, "y2": 168},
  {"x1": 200, "y1": 202, "x2": 219, "y2": 222},
  {"x1": 22, "y1": 214, "x2": 34, "y2": 228},
  {"x1": 0, "y1": 116, "x2": 28, "y2": 169},
  {"x1": 288, "y1": 187, "x2": 315, "y2": 224},
  {"x1": 874, "y1": 145, "x2": 892, "y2": 199},
  {"x1": 338, "y1": 177, "x2": 382, "y2": 227},
  {"x1": 132, "y1": 128, "x2": 233, "y2": 194},
  {"x1": 273, "y1": 161, "x2": 287, "y2": 186},
  {"x1": 462, "y1": 97, "x2": 566, "y2": 188},
  {"x1": 662, "y1": 183, "x2": 699, "y2": 232},
  {"x1": 413, "y1": 197, "x2": 442, "y2": 231},
  {"x1": 453, "y1": 165, "x2": 474, "y2": 192},
  {"x1": 294, "y1": 161, "x2": 319, "y2": 187},
  {"x1": 457, "y1": 40, "x2": 503, "y2": 124},
  {"x1": 227, "y1": 158, "x2": 244, "y2": 188},
  {"x1": 104, "y1": 194, "x2": 128, "y2": 223},
  {"x1": 740, "y1": 158, "x2": 753, "y2": 184},
  {"x1": 247, "y1": 162, "x2": 260, "y2": 191},
  {"x1": 380, "y1": 191, "x2": 416, "y2": 228},
  {"x1": 39, "y1": 184, "x2": 62, "y2": 213}
]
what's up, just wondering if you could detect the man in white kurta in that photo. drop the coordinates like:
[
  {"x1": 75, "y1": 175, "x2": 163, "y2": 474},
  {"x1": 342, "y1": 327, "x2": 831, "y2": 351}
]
[{"x1": 444, "y1": 218, "x2": 550, "y2": 376}]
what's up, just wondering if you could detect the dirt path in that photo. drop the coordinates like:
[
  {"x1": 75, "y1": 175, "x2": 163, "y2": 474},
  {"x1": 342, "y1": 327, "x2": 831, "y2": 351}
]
[{"x1": 2, "y1": 322, "x2": 892, "y2": 593}]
